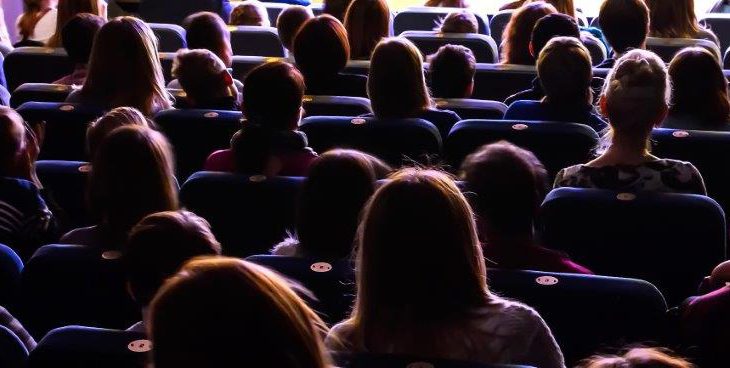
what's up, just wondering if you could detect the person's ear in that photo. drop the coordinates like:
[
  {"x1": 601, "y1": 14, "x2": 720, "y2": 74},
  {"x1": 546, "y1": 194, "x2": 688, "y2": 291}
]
[
  {"x1": 599, "y1": 94, "x2": 608, "y2": 117},
  {"x1": 221, "y1": 70, "x2": 234, "y2": 86},
  {"x1": 529, "y1": 41, "x2": 535, "y2": 58}
]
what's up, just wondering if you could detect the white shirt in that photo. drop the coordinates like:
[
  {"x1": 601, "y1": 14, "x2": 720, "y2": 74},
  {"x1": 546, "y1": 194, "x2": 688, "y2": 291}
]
[{"x1": 15, "y1": 8, "x2": 57, "y2": 43}]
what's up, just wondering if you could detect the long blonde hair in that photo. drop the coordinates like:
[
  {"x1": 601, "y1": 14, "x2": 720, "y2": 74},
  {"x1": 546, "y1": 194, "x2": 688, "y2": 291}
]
[
  {"x1": 46, "y1": 0, "x2": 103, "y2": 47},
  {"x1": 81, "y1": 16, "x2": 172, "y2": 116},
  {"x1": 645, "y1": 0, "x2": 702, "y2": 39}
]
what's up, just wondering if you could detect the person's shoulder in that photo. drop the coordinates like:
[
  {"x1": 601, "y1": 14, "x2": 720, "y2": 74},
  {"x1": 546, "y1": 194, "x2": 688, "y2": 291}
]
[
  {"x1": 60, "y1": 225, "x2": 100, "y2": 246},
  {"x1": 325, "y1": 320, "x2": 357, "y2": 351},
  {"x1": 480, "y1": 297, "x2": 547, "y2": 332}
]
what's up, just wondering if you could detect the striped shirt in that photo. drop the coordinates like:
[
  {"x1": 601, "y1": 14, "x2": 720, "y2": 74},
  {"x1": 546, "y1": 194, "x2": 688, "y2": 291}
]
[{"x1": 0, "y1": 177, "x2": 55, "y2": 258}]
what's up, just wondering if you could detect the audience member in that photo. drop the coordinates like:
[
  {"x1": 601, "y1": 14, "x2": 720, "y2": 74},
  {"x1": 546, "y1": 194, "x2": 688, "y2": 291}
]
[
  {"x1": 150, "y1": 257, "x2": 332, "y2": 368},
  {"x1": 344, "y1": 0, "x2": 390, "y2": 60},
  {"x1": 501, "y1": 1, "x2": 557, "y2": 65},
  {"x1": 597, "y1": 0, "x2": 649, "y2": 69},
  {"x1": 182, "y1": 12, "x2": 233, "y2": 68},
  {"x1": 326, "y1": 168, "x2": 565, "y2": 368},
  {"x1": 276, "y1": 5, "x2": 313, "y2": 55},
  {"x1": 61, "y1": 126, "x2": 178, "y2": 249},
  {"x1": 645, "y1": 0, "x2": 719, "y2": 46},
  {"x1": 15, "y1": 0, "x2": 57, "y2": 46},
  {"x1": 425, "y1": 0, "x2": 468, "y2": 7},
  {"x1": 86, "y1": 107, "x2": 152, "y2": 157},
  {"x1": 272, "y1": 149, "x2": 391, "y2": 259},
  {"x1": 554, "y1": 50, "x2": 706, "y2": 195},
  {"x1": 205, "y1": 61, "x2": 316, "y2": 176},
  {"x1": 368, "y1": 37, "x2": 461, "y2": 138},
  {"x1": 323, "y1": 0, "x2": 353, "y2": 22},
  {"x1": 293, "y1": 15, "x2": 367, "y2": 97},
  {"x1": 505, "y1": 37, "x2": 607, "y2": 132},
  {"x1": 171, "y1": 49, "x2": 240, "y2": 110},
  {"x1": 229, "y1": 0, "x2": 270, "y2": 27},
  {"x1": 461, "y1": 141, "x2": 592, "y2": 274},
  {"x1": 578, "y1": 347, "x2": 695, "y2": 368},
  {"x1": 545, "y1": 0, "x2": 575, "y2": 18},
  {"x1": 46, "y1": 0, "x2": 106, "y2": 47},
  {"x1": 53, "y1": 13, "x2": 105, "y2": 85},
  {"x1": 428, "y1": 44, "x2": 476, "y2": 99},
  {"x1": 438, "y1": 11, "x2": 478, "y2": 33},
  {"x1": 665, "y1": 47, "x2": 730, "y2": 131},
  {"x1": 125, "y1": 210, "x2": 221, "y2": 333}
]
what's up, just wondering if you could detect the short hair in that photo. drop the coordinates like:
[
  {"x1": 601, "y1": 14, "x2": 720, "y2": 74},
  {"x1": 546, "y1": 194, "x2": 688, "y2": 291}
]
[
  {"x1": 229, "y1": 0, "x2": 271, "y2": 27},
  {"x1": 438, "y1": 11, "x2": 478, "y2": 34},
  {"x1": 0, "y1": 107, "x2": 26, "y2": 175},
  {"x1": 276, "y1": 6, "x2": 314, "y2": 51},
  {"x1": 293, "y1": 15, "x2": 350, "y2": 78},
  {"x1": 538, "y1": 36, "x2": 593, "y2": 106},
  {"x1": 171, "y1": 49, "x2": 229, "y2": 104},
  {"x1": 428, "y1": 45, "x2": 476, "y2": 99},
  {"x1": 530, "y1": 13, "x2": 579, "y2": 57},
  {"x1": 125, "y1": 210, "x2": 221, "y2": 307},
  {"x1": 182, "y1": 12, "x2": 232, "y2": 66},
  {"x1": 599, "y1": 0, "x2": 649, "y2": 54},
  {"x1": 87, "y1": 107, "x2": 151, "y2": 157},
  {"x1": 61, "y1": 13, "x2": 105, "y2": 64}
]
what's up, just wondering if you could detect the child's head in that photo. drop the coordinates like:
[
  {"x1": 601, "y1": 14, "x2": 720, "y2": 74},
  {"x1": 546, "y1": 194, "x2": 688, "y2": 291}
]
[
  {"x1": 0, "y1": 107, "x2": 29, "y2": 177},
  {"x1": 172, "y1": 49, "x2": 236, "y2": 107},
  {"x1": 428, "y1": 44, "x2": 476, "y2": 99},
  {"x1": 344, "y1": 0, "x2": 390, "y2": 59},
  {"x1": 276, "y1": 5, "x2": 314, "y2": 51},
  {"x1": 529, "y1": 13, "x2": 579, "y2": 58},
  {"x1": 598, "y1": 0, "x2": 649, "y2": 56},
  {"x1": 502, "y1": 1, "x2": 557, "y2": 65},
  {"x1": 669, "y1": 47, "x2": 730, "y2": 127},
  {"x1": 61, "y1": 13, "x2": 105, "y2": 65},
  {"x1": 150, "y1": 257, "x2": 332, "y2": 368},
  {"x1": 293, "y1": 15, "x2": 350, "y2": 79},
  {"x1": 579, "y1": 347, "x2": 695, "y2": 368},
  {"x1": 537, "y1": 36, "x2": 593, "y2": 107},
  {"x1": 229, "y1": 0, "x2": 270, "y2": 27},
  {"x1": 125, "y1": 210, "x2": 221, "y2": 308},
  {"x1": 183, "y1": 12, "x2": 233, "y2": 67},
  {"x1": 87, "y1": 107, "x2": 151, "y2": 158},
  {"x1": 438, "y1": 11, "x2": 478, "y2": 34}
]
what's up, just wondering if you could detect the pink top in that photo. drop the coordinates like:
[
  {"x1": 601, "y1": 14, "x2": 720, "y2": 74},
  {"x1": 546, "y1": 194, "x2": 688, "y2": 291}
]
[
  {"x1": 204, "y1": 148, "x2": 317, "y2": 176},
  {"x1": 53, "y1": 67, "x2": 87, "y2": 86}
]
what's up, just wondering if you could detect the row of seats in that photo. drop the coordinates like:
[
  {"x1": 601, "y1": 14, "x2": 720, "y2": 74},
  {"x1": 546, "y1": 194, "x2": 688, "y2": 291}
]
[{"x1": 150, "y1": 23, "x2": 286, "y2": 56}]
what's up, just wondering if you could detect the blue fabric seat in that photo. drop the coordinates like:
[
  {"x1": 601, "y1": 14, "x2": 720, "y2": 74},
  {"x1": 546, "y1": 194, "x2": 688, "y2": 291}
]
[
  {"x1": 646, "y1": 37, "x2": 721, "y2": 63},
  {"x1": 434, "y1": 98, "x2": 507, "y2": 120},
  {"x1": 9, "y1": 84, "x2": 73, "y2": 108},
  {"x1": 231, "y1": 55, "x2": 283, "y2": 81},
  {"x1": 138, "y1": 0, "x2": 233, "y2": 24},
  {"x1": 4, "y1": 48, "x2": 74, "y2": 92},
  {"x1": 303, "y1": 95, "x2": 371, "y2": 117},
  {"x1": 36, "y1": 160, "x2": 91, "y2": 230},
  {"x1": 393, "y1": 6, "x2": 490, "y2": 35},
  {"x1": 473, "y1": 64, "x2": 537, "y2": 102},
  {"x1": 700, "y1": 14, "x2": 730, "y2": 55},
  {"x1": 149, "y1": 23, "x2": 187, "y2": 52},
  {"x1": 230, "y1": 26, "x2": 286, "y2": 57},
  {"x1": 335, "y1": 353, "x2": 535, "y2": 368},
  {"x1": 0, "y1": 325, "x2": 29, "y2": 368},
  {"x1": 0, "y1": 244, "x2": 22, "y2": 310},
  {"x1": 489, "y1": 10, "x2": 513, "y2": 48},
  {"x1": 401, "y1": 31, "x2": 499, "y2": 63},
  {"x1": 504, "y1": 100, "x2": 607, "y2": 132}
]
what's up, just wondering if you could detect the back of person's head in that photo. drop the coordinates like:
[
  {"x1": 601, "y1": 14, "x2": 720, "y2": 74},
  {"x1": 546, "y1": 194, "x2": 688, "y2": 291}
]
[
  {"x1": 293, "y1": 15, "x2": 350, "y2": 79},
  {"x1": 172, "y1": 49, "x2": 234, "y2": 105},
  {"x1": 323, "y1": 0, "x2": 354, "y2": 22},
  {"x1": 48, "y1": 0, "x2": 102, "y2": 47},
  {"x1": 18, "y1": 0, "x2": 53, "y2": 40},
  {"x1": 460, "y1": 141, "x2": 547, "y2": 240},
  {"x1": 87, "y1": 106, "x2": 151, "y2": 157},
  {"x1": 428, "y1": 44, "x2": 476, "y2": 99},
  {"x1": 349, "y1": 168, "x2": 490, "y2": 347},
  {"x1": 599, "y1": 0, "x2": 649, "y2": 55},
  {"x1": 538, "y1": 36, "x2": 593, "y2": 107},
  {"x1": 229, "y1": 0, "x2": 270, "y2": 27},
  {"x1": 438, "y1": 11, "x2": 478, "y2": 33},
  {"x1": 183, "y1": 12, "x2": 232, "y2": 67},
  {"x1": 292, "y1": 149, "x2": 390, "y2": 259},
  {"x1": 90, "y1": 125, "x2": 178, "y2": 244},
  {"x1": 276, "y1": 5, "x2": 314, "y2": 51},
  {"x1": 424, "y1": 0, "x2": 469, "y2": 7},
  {"x1": 579, "y1": 347, "x2": 695, "y2": 368},
  {"x1": 0, "y1": 107, "x2": 27, "y2": 177},
  {"x1": 344, "y1": 0, "x2": 390, "y2": 60},
  {"x1": 502, "y1": 1, "x2": 557, "y2": 65},
  {"x1": 545, "y1": 0, "x2": 575, "y2": 17},
  {"x1": 83, "y1": 16, "x2": 171, "y2": 116},
  {"x1": 150, "y1": 257, "x2": 332, "y2": 368},
  {"x1": 645, "y1": 0, "x2": 700, "y2": 39},
  {"x1": 125, "y1": 210, "x2": 221, "y2": 308},
  {"x1": 669, "y1": 47, "x2": 730, "y2": 127},
  {"x1": 61, "y1": 13, "x2": 105, "y2": 64},
  {"x1": 369, "y1": 37, "x2": 431, "y2": 118},
  {"x1": 530, "y1": 13, "x2": 579, "y2": 57}
]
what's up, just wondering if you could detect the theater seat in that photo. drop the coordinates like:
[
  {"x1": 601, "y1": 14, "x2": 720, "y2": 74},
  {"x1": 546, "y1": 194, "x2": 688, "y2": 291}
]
[
  {"x1": 180, "y1": 172, "x2": 304, "y2": 257},
  {"x1": 16, "y1": 102, "x2": 105, "y2": 162},
  {"x1": 138, "y1": 0, "x2": 233, "y2": 24},
  {"x1": 36, "y1": 160, "x2": 91, "y2": 230},
  {"x1": 472, "y1": 64, "x2": 537, "y2": 102},
  {"x1": 0, "y1": 325, "x2": 29, "y2": 368},
  {"x1": 4, "y1": 48, "x2": 74, "y2": 91},
  {"x1": 262, "y1": 2, "x2": 289, "y2": 26},
  {"x1": 645, "y1": 37, "x2": 721, "y2": 63},
  {"x1": 540, "y1": 188, "x2": 727, "y2": 305},
  {"x1": 246, "y1": 255, "x2": 355, "y2": 325},
  {"x1": 334, "y1": 353, "x2": 535, "y2": 368},
  {"x1": 401, "y1": 31, "x2": 499, "y2": 63},
  {"x1": 231, "y1": 55, "x2": 282, "y2": 80},
  {"x1": 701, "y1": 14, "x2": 730, "y2": 56},
  {"x1": 0, "y1": 244, "x2": 22, "y2": 309},
  {"x1": 149, "y1": 23, "x2": 187, "y2": 52},
  {"x1": 433, "y1": 98, "x2": 507, "y2": 120},
  {"x1": 229, "y1": 26, "x2": 286, "y2": 57},
  {"x1": 299, "y1": 116, "x2": 443, "y2": 166},
  {"x1": 303, "y1": 95, "x2": 371, "y2": 117},
  {"x1": 445, "y1": 119, "x2": 598, "y2": 178},
  {"x1": 153, "y1": 108, "x2": 242, "y2": 180},
  {"x1": 393, "y1": 7, "x2": 490, "y2": 35},
  {"x1": 9, "y1": 84, "x2": 73, "y2": 108},
  {"x1": 28, "y1": 326, "x2": 148, "y2": 368},
  {"x1": 489, "y1": 10, "x2": 513, "y2": 47}
]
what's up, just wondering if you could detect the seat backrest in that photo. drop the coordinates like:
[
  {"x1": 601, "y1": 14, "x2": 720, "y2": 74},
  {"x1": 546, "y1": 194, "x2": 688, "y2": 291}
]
[
  {"x1": 645, "y1": 37, "x2": 721, "y2": 62},
  {"x1": 401, "y1": 31, "x2": 499, "y2": 63},
  {"x1": 335, "y1": 353, "x2": 535, "y2": 368},
  {"x1": 5, "y1": 47, "x2": 74, "y2": 91},
  {"x1": 9, "y1": 83, "x2": 72, "y2": 108},
  {"x1": 262, "y1": 2, "x2": 289, "y2": 26},
  {"x1": 487, "y1": 269, "x2": 667, "y2": 365},
  {"x1": 0, "y1": 325, "x2": 29, "y2": 368},
  {"x1": 540, "y1": 187, "x2": 727, "y2": 305},
  {"x1": 445, "y1": 119, "x2": 599, "y2": 178},
  {"x1": 299, "y1": 116, "x2": 443, "y2": 166},
  {"x1": 229, "y1": 26, "x2": 286, "y2": 57},
  {"x1": 19, "y1": 244, "x2": 140, "y2": 338},
  {"x1": 138, "y1": 0, "x2": 233, "y2": 24},
  {"x1": 433, "y1": 98, "x2": 507, "y2": 120},
  {"x1": 0, "y1": 244, "x2": 22, "y2": 309},
  {"x1": 159, "y1": 52, "x2": 176, "y2": 83},
  {"x1": 393, "y1": 7, "x2": 490, "y2": 35},
  {"x1": 180, "y1": 172, "x2": 304, "y2": 257},
  {"x1": 303, "y1": 95, "x2": 372, "y2": 117},
  {"x1": 28, "y1": 326, "x2": 148, "y2": 368},
  {"x1": 489, "y1": 10, "x2": 513, "y2": 48},
  {"x1": 149, "y1": 23, "x2": 187, "y2": 52},
  {"x1": 472, "y1": 63, "x2": 537, "y2": 101},
  {"x1": 231, "y1": 55, "x2": 282, "y2": 81},
  {"x1": 153, "y1": 108, "x2": 242, "y2": 180},
  {"x1": 701, "y1": 14, "x2": 730, "y2": 57},
  {"x1": 16, "y1": 102, "x2": 105, "y2": 162},
  {"x1": 246, "y1": 255, "x2": 355, "y2": 324},
  {"x1": 36, "y1": 160, "x2": 91, "y2": 230}
]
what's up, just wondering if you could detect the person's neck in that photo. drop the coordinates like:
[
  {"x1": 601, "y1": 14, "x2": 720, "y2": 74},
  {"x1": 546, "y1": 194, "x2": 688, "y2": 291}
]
[{"x1": 591, "y1": 134, "x2": 657, "y2": 167}]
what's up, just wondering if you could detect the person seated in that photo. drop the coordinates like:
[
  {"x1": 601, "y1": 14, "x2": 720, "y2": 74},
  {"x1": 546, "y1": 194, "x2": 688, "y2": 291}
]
[
  {"x1": 461, "y1": 141, "x2": 592, "y2": 274},
  {"x1": 276, "y1": 5, "x2": 313, "y2": 57},
  {"x1": 501, "y1": 2, "x2": 557, "y2": 65},
  {"x1": 149, "y1": 257, "x2": 332, "y2": 368},
  {"x1": 204, "y1": 61, "x2": 317, "y2": 176},
  {"x1": 125, "y1": 210, "x2": 222, "y2": 333},
  {"x1": 664, "y1": 47, "x2": 730, "y2": 131},
  {"x1": 53, "y1": 13, "x2": 105, "y2": 86},
  {"x1": 229, "y1": 0, "x2": 270, "y2": 27},
  {"x1": 578, "y1": 347, "x2": 694, "y2": 368},
  {"x1": 323, "y1": 0, "x2": 353, "y2": 22},
  {"x1": 554, "y1": 50, "x2": 706, "y2": 195},
  {"x1": 645, "y1": 0, "x2": 719, "y2": 46},
  {"x1": 15, "y1": 0, "x2": 57, "y2": 46},
  {"x1": 293, "y1": 15, "x2": 367, "y2": 97},
  {"x1": 86, "y1": 107, "x2": 152, "y2": 158},
  {"x1": 427, "y1": 44, "x2": 476, "y2": 99},
  {"x1": 710, "y1": 0, "x2": 730, "y2": 13},
  {"x1": 272, "y1": 149, "x2": 391, "y2": 259},
  {"x1": 424, "y1": 0, "x2": 468, "y2": 7},
  {"x1": 325, "y1": 168, "x2": 565, "y2": 368},
  {"x1": 182, "y1": 12, "x2": 233, "y2": 69},
  {"x1": 504, "y1": 37, "x2": 607, "y2": 132},
  {"x1": 46, "y1": 0, "x2": 107, "y2": 48},
  {"x1": 596, "y1": 0, "x2": 649, "y2": 69},
  {"x1": 171, "y1": 49, "x2": 240, "y2": 110},
  {"x1": 0, "y1": 107, "x2": 56, "y2": 259},
  {"x1": 437, "y1": 11, "x2": 478, "y2": 33},
  {"x1": 344, "y1": 0, "x2": 389, "y2": 60}
]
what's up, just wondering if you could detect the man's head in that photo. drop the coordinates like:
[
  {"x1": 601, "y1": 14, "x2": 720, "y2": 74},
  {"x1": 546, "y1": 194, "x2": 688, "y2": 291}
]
[
  {"x1": 599, "y1": 0, "x2": 649, "y2": 55},
  {"x1": 61, "y1": 13, "x2": 106, "y2": 65},
  {"x1": 529, "y1": 13, "x2": 580, "y2": 58},
  {"x1": 172, "y1": 49, "x2": 236, "y2": 106}
]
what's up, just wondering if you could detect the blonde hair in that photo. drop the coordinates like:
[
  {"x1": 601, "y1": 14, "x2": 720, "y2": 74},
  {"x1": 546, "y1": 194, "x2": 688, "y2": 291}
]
[
  {"x1": 645, "y1": 0, "x2": 702, "y2": 39},
  {"x1": 579, "y1": 347, "x2": 695, "y2": 368},
  {"x1": 86, "y1": 106, "x2": 151, "y2": 157},
  {"x1": 537, "y1": 36, "x2": 593, "y2": 107},
  {"x1": 47, "y1": 0, "x2": 104, "y2": 47},
  {"x1": 229, "y1": 0, "x2": 270, "y2": 27},
  {"x1": 438, "y1": 11, "x2": 478, "y2": 34},
  {"x1": 81, "y1": 17, "x2": 172, "y2": 116},
  {"x1": 368, "y1": 37, "x2": 432, "y2": 118}
]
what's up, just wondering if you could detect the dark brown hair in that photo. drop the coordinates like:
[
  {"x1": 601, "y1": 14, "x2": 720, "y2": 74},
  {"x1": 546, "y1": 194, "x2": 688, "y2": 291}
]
[
  {"x1": 293, "y1": 15, "x2": 350, "y2": 79},
  {"x1": 183, "y1": 12, "x2": 233, "y2": 67},
  {"x1": 501, "y1": 1, "x2": 557, "y2": 65},
  {"x1": 276, "y1": 6, "x2": 314, "y2": 51},
  {"x1": 428, "y1": 44, "x2": 476, "y2": 99},
  {"x1": 599, "y1": 0, "x2": 649, "y2": 54},
  {"x1": 344, "y1": 0, "x2": 390, "y2": 59}
]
